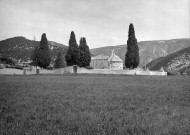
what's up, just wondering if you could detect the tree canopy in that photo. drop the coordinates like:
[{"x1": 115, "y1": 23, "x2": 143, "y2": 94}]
[
  {"x1": 54, "y1": 50, "x2": 66, "y2": 69},
  {"x1": 125, "y1": 23, "x2": 140, "y2": 69},
  {"x1": 32, "y1": 33, "x2": 51, "y2": 68},
  {"x1": 65, "y1": 31, "x2": 79, "y2": 66},
  {"x1": 78, "y1": 37, "x2": 91, "y2": 67}
]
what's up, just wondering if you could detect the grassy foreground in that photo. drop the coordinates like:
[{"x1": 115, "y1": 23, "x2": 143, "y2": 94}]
[{"x1": 0, "y1": 74, "x2": 190, "y2": 135}]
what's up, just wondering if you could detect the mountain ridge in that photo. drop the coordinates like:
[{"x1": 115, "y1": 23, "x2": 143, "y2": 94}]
[
  {"x1": 145, "y1": 46, "x2": 190, "y2": 73},
  {"x1": 0, "y1": 36, "x2": 67, "y2": 64},
  {"x1": 0, "y1": 36, "x2": 190, "y2": 68},
  {"x1": 90, "y1": 38, "x2": 190, "y2": 67},
  {"x1": 91, "y1": 38, "x2": 190, "y2": 49}
]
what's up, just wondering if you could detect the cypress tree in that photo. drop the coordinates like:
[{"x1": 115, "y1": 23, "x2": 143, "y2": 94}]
[
  {"x1": 36, "y1": 33, "x2": 51, "y2": 68},
  {"x1": 65, "y1": 31, "x2": 79, "y2": 66},
  {"x1": 31, "y1": 45, "x2": 39, "y2": 67},
  {"x1": 125, "y1": 23, "x2": 140, "y2": 69},
  {"x1": 31, "y1": 36, "x2": 38, "y2": 67},
  {"x1": 54, "y1": 51, "x2": 66, "y2": 69},
  {"x1": 78, "y1": 37, "x2": 91, "y2": 67}
]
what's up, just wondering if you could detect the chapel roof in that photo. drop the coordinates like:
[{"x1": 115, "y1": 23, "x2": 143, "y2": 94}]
[
  {"x1": 108, "y1": 50, "x2": 123, "y2": 62},
  {"x1": 91, "y1": 54, "x2": 109, "y2": 60}
]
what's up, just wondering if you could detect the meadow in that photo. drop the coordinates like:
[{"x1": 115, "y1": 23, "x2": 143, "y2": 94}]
[{"x1": 0, "y1": 74, "x2": 190, "y2": 135}]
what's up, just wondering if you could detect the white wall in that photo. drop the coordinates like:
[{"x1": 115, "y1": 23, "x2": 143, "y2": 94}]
[
  {"x1": 0, "y1": 66, "x2": 167, "y2": 76},
  {"x1": 76, "y1": 68, "x2": 167, "y2": 76},
  {"x1": 109, "y1": 62, "x2": 123, "y2": 70}
]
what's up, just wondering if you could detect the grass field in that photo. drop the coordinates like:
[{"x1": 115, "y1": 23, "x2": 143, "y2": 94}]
[{"x1": 0, "y1": 74, "x2": 190, "y2": 135}]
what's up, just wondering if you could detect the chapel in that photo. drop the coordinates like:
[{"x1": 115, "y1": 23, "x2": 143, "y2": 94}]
[{"x1": 90, "y1": 50, "x2": 123, "y2": 70}]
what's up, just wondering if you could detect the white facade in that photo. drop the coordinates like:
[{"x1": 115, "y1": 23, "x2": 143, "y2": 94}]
[
  {"x1": 108, "y1": 50, "x2": 123, "y2": 70},
  {"x1": 109, "y1": 61, "x2": 123, "y2": 70}
]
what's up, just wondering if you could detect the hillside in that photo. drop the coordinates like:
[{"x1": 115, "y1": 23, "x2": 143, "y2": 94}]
[
  {"x1": 145, "y1": 46, "x2": 190, "y2": 73},
  {"x1": 0, "y1": 36, "x2": 67, "y2": 64},
  {"x1": 91, "y1": 39, "x2": 190, "y2": 67},
  {"x1": 0, "y1": 37, "x2": 190, "y2": 68}
]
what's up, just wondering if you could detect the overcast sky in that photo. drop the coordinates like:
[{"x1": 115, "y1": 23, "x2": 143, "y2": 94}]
[{"x1": 0, "y1": 0, "x2": 189, "y2": 48}]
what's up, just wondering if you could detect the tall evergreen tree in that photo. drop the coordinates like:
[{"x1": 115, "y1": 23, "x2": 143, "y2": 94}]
[
  {"x1": 31, "y1": 36, "x2": 38, "y2": 67},
  {"x1": 65, "y1": 31, "x2": 79, "y2": 66},
  {"x1": 36, "y1": 33, "x2": 51, "y2": 68},
  {"x1": 31, "y1": 45, "x2": 39, "y2": 67},
  {"x1": 125, "y1": 23, "x2": 139, "y2": 69},
  {"x1": 54, "y1": 50, "x2": 66, "y2": 69},
  {"x1": 78, "y1": 37, "x2": 91, "y2": 67}
]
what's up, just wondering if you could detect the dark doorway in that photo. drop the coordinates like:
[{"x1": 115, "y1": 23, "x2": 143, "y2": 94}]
[{"x1": 73, "y1": 65, "x2": 77, "y2": 74}]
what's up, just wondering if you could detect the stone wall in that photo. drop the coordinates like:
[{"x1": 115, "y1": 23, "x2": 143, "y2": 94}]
[
  {"x1": 0, "y1": 66, "x2": 167, "y2": 76},
  {"x1": 76, "y1": 67, "x2": 167, "y2": 76},
  {"x1": 20, "y1": 66, "x2": 167, "y2": 76},
  {"x1": 90, "y1": 59, "x2": 109, "y2": 69}
]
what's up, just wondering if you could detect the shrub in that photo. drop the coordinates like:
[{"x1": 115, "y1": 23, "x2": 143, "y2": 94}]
[
  {"x1": 85, "y1": 66, "x2": 93, "y2": 70},
  {"x1": 0, "y1": 58, "x2": 15, "y2": 65},
  {"x1": 167, "y1": 71, "x2": 180, "y2": 76},
  {"x1": 54, "y1": 51, "x2": 66, "y2": 69},
  {"x1": 14, "y1": 65, "x2": 23, "y2": 70}
]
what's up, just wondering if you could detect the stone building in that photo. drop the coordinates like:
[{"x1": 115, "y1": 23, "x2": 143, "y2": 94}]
[
  {"x1": 108, "y1": 50, "x2": 123, "y2": 70},
  {"x1": 90, "y1": 50, "x2": 123, "y2": 70},
  {"x1": 90, "y1": 54, "x2": 109, "y2": 69}
]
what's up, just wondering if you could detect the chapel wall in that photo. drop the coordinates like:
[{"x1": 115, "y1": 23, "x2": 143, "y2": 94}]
[
  {"x1": 90, "y1": 59, "x2": 108, "y2": 69},
  {"x1": 110, "y1": 62, "x2": 123, "y2": 70}
]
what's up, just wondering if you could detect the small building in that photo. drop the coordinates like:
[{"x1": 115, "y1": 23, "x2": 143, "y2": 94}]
[
  {"x1": 90, "y1": 54, "x2": 110, "y2": 69},
  {"x1": 108, "y1": 50, "x2": 123, "y2": 70},
  {"x1": 90, "y1": 50, "x2": 123, "y2": 70}
]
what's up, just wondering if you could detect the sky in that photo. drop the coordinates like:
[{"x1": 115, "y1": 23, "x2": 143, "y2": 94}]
[{"x1": 0, "y1": 0, "x2": 189, "y2": 48}]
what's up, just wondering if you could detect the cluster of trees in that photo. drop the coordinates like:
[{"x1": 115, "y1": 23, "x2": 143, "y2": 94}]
[
  {"x1": 31, "y1": 23, "x2": 139, "y2": 70},
  {"x1": 65, "y1": 31, "x2": 91, "y2": 67},
  {"x1": 32, "y1": 31, "x2": 91, "y2": 69},
  {"x1": 0, "y1": 57, "x2": 15, "y2": 65}
]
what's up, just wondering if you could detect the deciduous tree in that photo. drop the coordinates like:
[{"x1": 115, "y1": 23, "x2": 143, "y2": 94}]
[{"x1": 54, "y1": 51, "x2": 66, "y2": 68}]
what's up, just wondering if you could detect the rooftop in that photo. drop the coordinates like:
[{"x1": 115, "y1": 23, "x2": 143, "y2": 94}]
[
  {"x1": 91, "y1": 54, "x2": 110, "y2": 60},
  {"x1": 108, "y1": 50, "x2": 123, "y2": 62}
]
